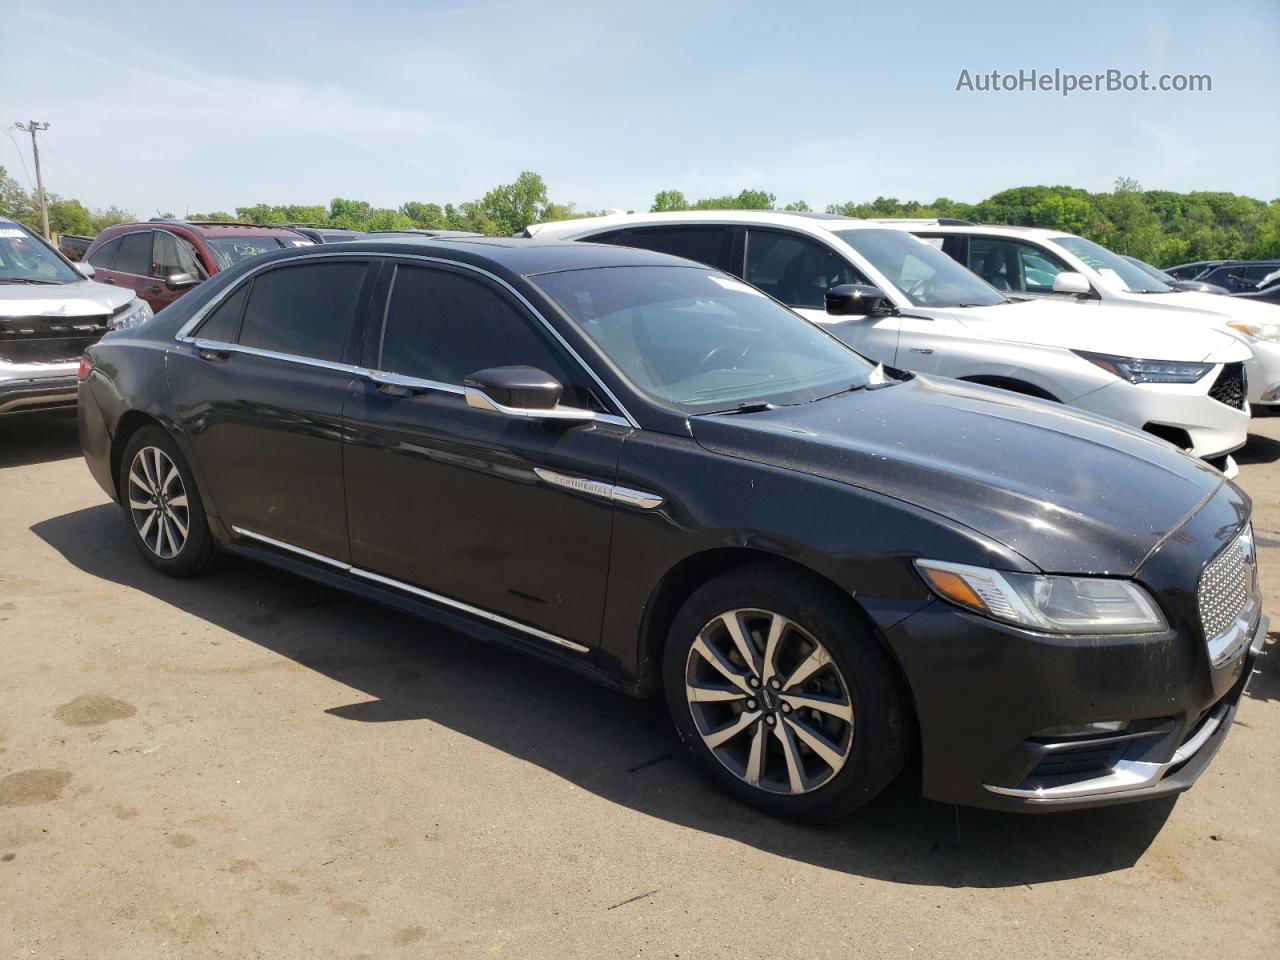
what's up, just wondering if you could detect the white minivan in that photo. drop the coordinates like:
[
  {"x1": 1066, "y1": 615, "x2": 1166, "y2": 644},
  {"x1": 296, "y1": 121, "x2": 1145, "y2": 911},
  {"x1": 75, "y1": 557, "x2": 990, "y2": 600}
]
[{"x1": 526, "y1": 211, "x2": 1252, "y2": 472}]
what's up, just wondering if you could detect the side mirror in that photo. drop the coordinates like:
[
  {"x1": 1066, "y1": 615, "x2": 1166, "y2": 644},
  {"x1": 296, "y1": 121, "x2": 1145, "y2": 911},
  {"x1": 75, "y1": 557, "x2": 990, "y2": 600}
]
[
  {"x1": 165, "y1": 272, "x2": 198, "y2": 291},
  {"x1": 825, "y1": 284, "x2": 894, "y2": 316},
  {"x1": 1052, "y1": 271, "x2": 1091, "y2": 295},
  {"x1": 463, "y1": 366, "x2": 594, "y2": 422},
  {"x1": 75, "y1": 262, "x2": 96, "y2": 279}
]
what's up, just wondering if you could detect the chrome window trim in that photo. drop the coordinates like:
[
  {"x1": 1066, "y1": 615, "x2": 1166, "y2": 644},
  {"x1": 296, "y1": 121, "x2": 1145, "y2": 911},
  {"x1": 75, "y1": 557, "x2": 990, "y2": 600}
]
[
  {"x1": 174, "y1": 251, "x2": 639, "y2": 428},
  {"x1": 230, "y1": 525, "x2": 589, "y2": 654}
]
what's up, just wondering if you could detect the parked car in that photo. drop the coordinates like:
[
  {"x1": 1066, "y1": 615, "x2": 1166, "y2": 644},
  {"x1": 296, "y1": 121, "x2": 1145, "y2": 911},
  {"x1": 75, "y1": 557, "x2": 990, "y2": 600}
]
[
  {"x1": 360, "y1": 229, "x2": 483, "y2": 240},
  {"x1": 1232, "y1": 283, "x2": 1280, "y2": 304},
  {"x1": 1, "y1": 216, "x2": 149, "y2": 416},
  {"x1": 1121, "y1": 255, "x2": 1230, "y2": 294},
  {"x1": 526, "y1": 212, "x2": 1252, "y2": 471},
  {"x1": 81, "y1": 220, "x2": 313, "y2": 313},
  {"x1": 287, "y1": 226, "x2": 366, "y2": 244},
  {"x1": 1166, "y1": 260, "x2": 1231, "y2": 281},
  {"x1": 882, "y1": 222, "x2": 1280, "y2": 415},
  {"x1": 79, "y1": 237, "x2": 1266, "y2": 819},
  {"x1": 56, "y1": 234, "x2": 93, "y2": 262},
  {"x1": 1194, "y1": 260, "x2": 1280, "y2": 293}
]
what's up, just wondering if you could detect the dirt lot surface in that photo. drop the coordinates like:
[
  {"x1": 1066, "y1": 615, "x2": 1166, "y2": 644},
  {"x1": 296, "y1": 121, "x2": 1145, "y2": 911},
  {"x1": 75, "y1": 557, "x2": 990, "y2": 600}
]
[{"x1": 1, "y1": 412, "x2": 1278, "y2": 959}]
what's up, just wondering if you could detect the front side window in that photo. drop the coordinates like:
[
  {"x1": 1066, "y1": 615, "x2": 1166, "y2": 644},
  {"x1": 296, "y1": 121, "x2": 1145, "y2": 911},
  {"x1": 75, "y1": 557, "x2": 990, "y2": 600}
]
[
  {"x1": 153, "y1": 231, "x2": 206, "y2": 279},
  {"x1": 0, "y1": 223, "x2": 80, "y2": 284},
  {"x1": 112, "y1": 231, "x2": 154, "y2": 277},
  {"x1": 238, "y1": 261, "x2": 368, "y2": 362},
  {"x1": 378, "y1": 265, "x2": 596, "y2": 407},
  {"x1": 834, "y1": 229, "x2": 1006, "y2": 308},
  {"x1": 744, "y1": 230, "x2": 865, "y2": 309},
  {"x1": 1050, "y1": 235, "x2": 1170, "y2": 294},
  {"x1": 967, "y1": 237, "x2": 1070, "y2": 294},
  {"x1": 534, "y1": 265, "x2": 876, "y2": 414},
  {"x1": 86, "y1": 236, "x2": 122, "y2": 270}
]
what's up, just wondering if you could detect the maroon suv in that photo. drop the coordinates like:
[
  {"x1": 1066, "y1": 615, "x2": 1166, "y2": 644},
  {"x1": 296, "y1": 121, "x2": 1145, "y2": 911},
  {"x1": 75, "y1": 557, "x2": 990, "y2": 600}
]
[{"x1": 82, "y1": 220, "x2": 313, "y2": 312}]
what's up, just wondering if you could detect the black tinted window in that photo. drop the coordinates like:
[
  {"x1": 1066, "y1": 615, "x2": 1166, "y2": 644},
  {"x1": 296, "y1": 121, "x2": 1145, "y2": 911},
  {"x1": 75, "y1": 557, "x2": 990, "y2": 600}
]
[
  {"x1": 196, "y1": 282, "x2": 249, "y2": 342},
  {"x1": 617, "y1": 227, "x2": 732, "y2": 271},
  {"x1": 238, "y1": 261, "x2": 368, "y2": 362},
  {"x1": 746, "y1": 230, "x2": 866, "y2": 308},
  {"x1": 114, "y1": 232, "x2": 153, "y2": 276},
  {"x1": 86, "y1": 236, "x2": 121, "y2": 269},
  {"x1": 380, "y1": 265, "x2": 593, "y2": 406}
]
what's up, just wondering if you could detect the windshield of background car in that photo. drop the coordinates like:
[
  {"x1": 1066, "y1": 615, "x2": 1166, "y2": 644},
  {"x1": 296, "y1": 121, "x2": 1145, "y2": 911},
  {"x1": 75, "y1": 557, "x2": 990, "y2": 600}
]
[
  {"x1": 0, "y1": 225, "x2": 80, "y2": 284},
  {"x1": 833, "y1": 229, "x2": 1006, "y2": 307},
  {"x1": 1052, "y1": 236, "x2": 1171, "y2": 293},
  {"x1": 204, "y1": 236, "x2": 311, "y2": 270},
  {"x1": 533, "y1": 266, "x2": 876, "y2": 414}
]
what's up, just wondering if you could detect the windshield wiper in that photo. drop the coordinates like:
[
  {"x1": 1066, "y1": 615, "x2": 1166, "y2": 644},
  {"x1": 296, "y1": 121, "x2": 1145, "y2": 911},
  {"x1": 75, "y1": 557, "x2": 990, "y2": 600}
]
[
  {"x1": 0, "y1": 277, "x2": 64, "y2": 285},
  {"x1": 711, "y1": 401, "x2": 778, "y2": 416}
]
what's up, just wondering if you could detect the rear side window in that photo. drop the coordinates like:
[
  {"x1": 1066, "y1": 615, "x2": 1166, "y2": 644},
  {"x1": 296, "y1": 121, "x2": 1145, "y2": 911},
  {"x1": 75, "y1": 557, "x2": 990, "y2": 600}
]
[
  {"x1": 379, "y1": 264, "x2": 595, "y2": 406},
  {"x1": 238, "y1": 261, "x2": 369, "y2": 362},
  {"x1": 615, "y1": 227, "x2": 734, "y2": 271},
  {"x1": 86, "y1": 236, "x2": 122, "y2": 269},
  {"x1": 113, "y1": 231, "x2": 154, "y2": 276},
  {"x1": 195, "y1": 283, "x2": 249, "y2": 342}
]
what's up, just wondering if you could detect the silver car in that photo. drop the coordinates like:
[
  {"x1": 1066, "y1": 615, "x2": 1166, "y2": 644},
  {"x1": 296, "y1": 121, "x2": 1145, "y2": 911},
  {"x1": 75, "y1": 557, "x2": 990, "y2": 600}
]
[{"x1": 1, "y1": 217, "x2": 150, "y2": 416}]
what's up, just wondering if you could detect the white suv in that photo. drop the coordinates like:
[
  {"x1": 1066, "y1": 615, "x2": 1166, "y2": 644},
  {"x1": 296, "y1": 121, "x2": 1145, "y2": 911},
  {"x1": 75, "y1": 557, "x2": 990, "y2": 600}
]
[
  {"x1": 526, "y1": 211, "x2": 1252, "y2": 470},
  {"x1": 883, "y1": 220, "x2": 1280, "y2": 413}
]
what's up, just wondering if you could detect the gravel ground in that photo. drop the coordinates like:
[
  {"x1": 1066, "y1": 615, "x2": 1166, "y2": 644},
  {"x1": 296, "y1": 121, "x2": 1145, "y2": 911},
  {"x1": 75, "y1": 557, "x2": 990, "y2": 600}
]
[{"x1": 1, "y1": 411, "x2": 1277, "y2": 959}]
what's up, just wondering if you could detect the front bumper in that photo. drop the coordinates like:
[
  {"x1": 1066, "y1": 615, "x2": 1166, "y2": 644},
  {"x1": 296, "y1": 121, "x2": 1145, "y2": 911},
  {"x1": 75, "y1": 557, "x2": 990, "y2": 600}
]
[
  {"x1": 1069, "y1": 375, "x2": 1248, "y2": 460},
  {"x1": 1245, "y1": 339, "x2": 1280, "y2": 409},
  {"x1": 0, "y1": 367, "x2": 78, "y2": 415}
]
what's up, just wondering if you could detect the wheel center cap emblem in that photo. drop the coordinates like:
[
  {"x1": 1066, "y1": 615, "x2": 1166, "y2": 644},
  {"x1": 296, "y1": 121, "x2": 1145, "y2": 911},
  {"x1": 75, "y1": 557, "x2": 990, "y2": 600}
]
[{"x1": 759, "y1": 686, "x2": 780, "y2": 712}]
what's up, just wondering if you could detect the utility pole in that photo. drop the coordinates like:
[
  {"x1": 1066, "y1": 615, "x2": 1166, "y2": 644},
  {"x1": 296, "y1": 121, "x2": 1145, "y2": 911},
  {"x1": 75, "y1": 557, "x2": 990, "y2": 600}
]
[{"x1": 13, "y1": 121, "x2": 51, "y2": 239}]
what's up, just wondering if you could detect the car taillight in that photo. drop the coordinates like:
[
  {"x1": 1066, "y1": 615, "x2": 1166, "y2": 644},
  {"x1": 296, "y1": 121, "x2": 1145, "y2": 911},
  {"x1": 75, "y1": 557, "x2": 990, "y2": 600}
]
[{"x1": 76, "y1": 355, "x2": 94, "y2": 382}]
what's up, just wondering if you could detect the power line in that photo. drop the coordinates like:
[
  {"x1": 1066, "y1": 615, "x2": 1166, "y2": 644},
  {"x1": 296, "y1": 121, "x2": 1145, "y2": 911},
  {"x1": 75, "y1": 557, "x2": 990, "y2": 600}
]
[
  {"x1": 40, "y1": 130, "x2": 84, "y2": 198},
  {"x1": 13, "y1": 121, "x2": 50, "y2": 238},
  {"x1": 4, "y1": 130, "x2": 35, "y2": 191}
]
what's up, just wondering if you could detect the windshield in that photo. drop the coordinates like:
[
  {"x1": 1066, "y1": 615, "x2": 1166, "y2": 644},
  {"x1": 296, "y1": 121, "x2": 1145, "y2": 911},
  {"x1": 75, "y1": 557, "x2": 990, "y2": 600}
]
[
  {"x1": 0, "y1": 224, "x2": 80, "y2": 284},
  {"x1": 833, "y1": 229, "x2": 1005, "y2": 307},
  {"x1": 205, "y1": 235, "x2": 309, "y2": 270},
  {"x1": 1052, "y1": 236, "x2": 1171, "y2": 293},
  {"x1": 533, "y1": 266, "x2": 876, "y2": 414}
]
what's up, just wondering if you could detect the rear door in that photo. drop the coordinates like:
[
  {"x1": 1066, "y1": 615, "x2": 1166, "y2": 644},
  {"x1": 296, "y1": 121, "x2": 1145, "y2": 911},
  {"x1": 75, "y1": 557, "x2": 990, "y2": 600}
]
[
  {"x1": 169, "y1": 256, "x2": 378, "y2": 561},
  {"x1": 341, "y1": 259, "x2": 629, "y2": 650},
  {"x1": 108, "y1": 230, "x2": 160, "y2": 308}
]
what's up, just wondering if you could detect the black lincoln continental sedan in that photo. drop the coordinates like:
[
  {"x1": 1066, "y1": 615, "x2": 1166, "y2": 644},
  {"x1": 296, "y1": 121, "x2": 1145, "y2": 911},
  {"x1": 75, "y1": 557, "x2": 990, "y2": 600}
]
[{"x1": 77, "y1": 237, "x2": 1267, "y2": 820}]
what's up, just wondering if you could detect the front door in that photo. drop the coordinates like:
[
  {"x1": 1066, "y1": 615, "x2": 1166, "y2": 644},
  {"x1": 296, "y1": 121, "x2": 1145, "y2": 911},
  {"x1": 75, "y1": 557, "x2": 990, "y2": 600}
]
[
  {"x1": 168, "y1": 257, "x2": 377, "y2": 561},
  {"x1": 342, "y1": 261, "x2": 627, "y2": 650}
]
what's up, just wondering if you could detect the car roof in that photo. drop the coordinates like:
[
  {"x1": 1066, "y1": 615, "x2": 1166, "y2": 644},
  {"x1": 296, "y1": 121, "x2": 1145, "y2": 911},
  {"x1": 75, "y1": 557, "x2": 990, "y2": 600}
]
[
  {"x1": 525, "y1": 209, "x2": 897, "y2": 238},
  {"x1": 106, "y1": 220, "x2": 309, "y2": 239},
  {"x1": 281, "y1": 235, "x2": 710, "y2": 276}
]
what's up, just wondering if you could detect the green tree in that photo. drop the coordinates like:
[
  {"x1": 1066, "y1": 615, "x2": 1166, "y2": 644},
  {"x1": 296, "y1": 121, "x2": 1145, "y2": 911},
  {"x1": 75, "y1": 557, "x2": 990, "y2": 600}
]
[
  {"x1": 783, "y1": 200, "x2": 811, "y2": 212},
  {"x1": 651, "y1": 190, "x2": 689, "y2": 212}
]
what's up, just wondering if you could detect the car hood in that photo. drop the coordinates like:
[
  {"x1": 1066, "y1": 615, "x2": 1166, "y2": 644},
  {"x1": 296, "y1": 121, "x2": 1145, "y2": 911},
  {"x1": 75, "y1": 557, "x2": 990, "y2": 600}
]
[
  {"x1": 691, "y1": 375, "x2": 1226, "y2": 576},
  {"x1": 949, "y1": 298, "x2": 1250, "y2": 362},
  {"x1": 0, "y1": 279, "x2": 135, "y2": 318}
]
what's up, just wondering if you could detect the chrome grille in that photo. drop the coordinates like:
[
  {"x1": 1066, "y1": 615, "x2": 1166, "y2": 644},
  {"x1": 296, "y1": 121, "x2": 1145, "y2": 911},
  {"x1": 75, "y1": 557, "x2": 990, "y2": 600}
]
[{"x1": 1197, "y1": 526, "x2": 1255, "y2": 641}]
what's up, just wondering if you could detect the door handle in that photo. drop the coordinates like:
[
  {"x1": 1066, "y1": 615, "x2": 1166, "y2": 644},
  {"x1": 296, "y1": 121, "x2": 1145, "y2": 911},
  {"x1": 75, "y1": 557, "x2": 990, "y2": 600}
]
[
  {"x1": 148, "y1": 285, "x2": 162, "y2": 294},
  {"x1": 367, "y1": 370, "x2": 426, "y2": 397},
  {"x1": 101, "y1": 278, "x2": 116, "y2": 284},
  {"x1": 197, "y1": 347, "x2": 230, "y2": 362}
]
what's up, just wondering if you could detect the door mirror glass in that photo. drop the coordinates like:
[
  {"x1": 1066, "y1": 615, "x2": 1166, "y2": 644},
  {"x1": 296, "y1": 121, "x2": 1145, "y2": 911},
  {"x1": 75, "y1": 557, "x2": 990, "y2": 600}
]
[
  {"x1": 463, "y1": 365, "x2": 594, "y2": 421},
  {"x1": 825, "y1": 283, "x2": 893, "y2": 316},
  {"x1": 1052, "y1": 271, "x2": 1091, "y2": 295},
  {"x1": 75, "y1": 261, "x2": 96, "y2": 279},
  {"x1": 165, "y1": 272, "x2": 198, "y2": 290}
]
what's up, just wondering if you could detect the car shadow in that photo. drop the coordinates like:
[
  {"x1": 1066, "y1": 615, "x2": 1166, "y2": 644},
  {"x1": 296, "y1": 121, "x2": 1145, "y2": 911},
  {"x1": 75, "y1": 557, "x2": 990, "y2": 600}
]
[
  {"x1": 1236, "y1": 430, "x2": 1280, "y2": 466},
  {"x1": 32, "y1": 502, "x2": 1179, "y2": 889},
  {"x1": 0, "y1": 412, "x2": 81, "y2": 468}
]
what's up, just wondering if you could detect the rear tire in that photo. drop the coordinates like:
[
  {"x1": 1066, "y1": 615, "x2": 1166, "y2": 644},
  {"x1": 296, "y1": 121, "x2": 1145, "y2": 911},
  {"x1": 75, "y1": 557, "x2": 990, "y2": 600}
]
[
  {"x1": 118, "y1": 425, "x2": 217, "y2": 578},
  {"x1": 662, "y1": 566, "x2": 911, "y2": 822}
]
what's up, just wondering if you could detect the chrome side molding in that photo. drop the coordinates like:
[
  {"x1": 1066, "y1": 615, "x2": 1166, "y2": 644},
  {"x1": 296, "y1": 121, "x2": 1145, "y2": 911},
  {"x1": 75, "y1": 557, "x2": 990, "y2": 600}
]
[
  {"x1": 229, "y1": 526, "x2": 590, "y2": 654},
  {"x1": 533, "y1": 468, "x2": 663, "y2": 510}
]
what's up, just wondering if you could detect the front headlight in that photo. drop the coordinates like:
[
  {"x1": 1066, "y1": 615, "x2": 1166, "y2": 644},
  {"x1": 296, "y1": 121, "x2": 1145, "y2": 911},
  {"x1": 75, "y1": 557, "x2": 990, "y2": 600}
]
[
  {"x1": 110, "y1": 298, "x2": 153, "y2": 331},
  {"x1": 1227, "y1": 320, "x2": 1280, "y2": 343},
  {"x1": 915, "y1": 559, "x2": 1168, "y2": 635},
  {"x1": 1073, "y1": 350, "x2": 1212, "y2": 384}
]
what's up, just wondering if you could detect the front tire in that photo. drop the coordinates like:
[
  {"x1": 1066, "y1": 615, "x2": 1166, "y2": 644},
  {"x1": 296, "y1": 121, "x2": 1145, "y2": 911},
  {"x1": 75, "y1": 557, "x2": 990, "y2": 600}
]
[
  {"x1": 118, "y1": 425, "x2": 217, "y2": 577},
  {"x1": 663, "y1": 566, "x2": 911, "y2": 822}
]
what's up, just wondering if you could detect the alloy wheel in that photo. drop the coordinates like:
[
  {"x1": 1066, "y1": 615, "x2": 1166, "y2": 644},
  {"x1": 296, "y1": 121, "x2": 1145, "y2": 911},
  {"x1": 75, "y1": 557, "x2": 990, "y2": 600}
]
[
  {"x1": 127, "y1": 446, "x2": 190, "y2": 560},
  {"x1": 684, "y1": 608, "x2": 854, "y2": 794}
]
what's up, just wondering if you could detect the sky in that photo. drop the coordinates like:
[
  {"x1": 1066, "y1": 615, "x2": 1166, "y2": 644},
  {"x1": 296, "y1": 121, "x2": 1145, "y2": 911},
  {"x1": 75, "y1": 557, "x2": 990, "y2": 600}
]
[{"x1": 4, "y1": 0, "x2": 1278, "y2": 218}]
